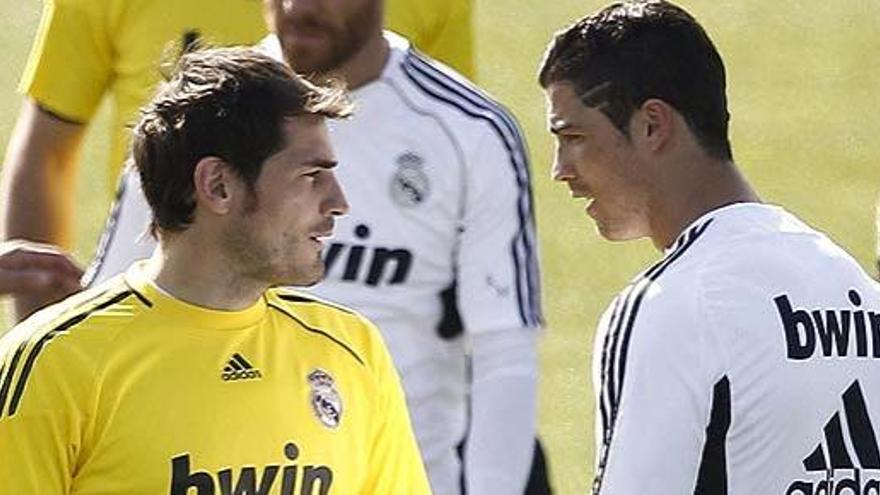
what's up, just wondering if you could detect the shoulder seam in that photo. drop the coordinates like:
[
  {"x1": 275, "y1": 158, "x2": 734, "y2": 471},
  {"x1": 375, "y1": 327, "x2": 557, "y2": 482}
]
[
  {"x1": 378, "y1": 75, "x2": 468, "y2": 179},
  {"x1": 275, "y1": 292, "x2": 355, "y2": 315},
  {"x1": 401, "y1": 50, "x2": 524, "y2": 148},
  {"x1": 267, "y1": 302, "x2": 365, "y2": 367}
]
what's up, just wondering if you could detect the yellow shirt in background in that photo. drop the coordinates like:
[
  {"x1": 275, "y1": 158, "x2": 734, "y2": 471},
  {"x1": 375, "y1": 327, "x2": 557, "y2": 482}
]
[
  {"x1": 0, "y1": 261, "x2": 431, "y2": 494},
  {"x1": 20, "y1": 0, "x2": 267, "y2": 188},
  {"x1": 386, "y1": 0, "x2": 475, "y2": 80},
  {"x1": 20, "y1": 0, "x2": 475, "y2": 191}
]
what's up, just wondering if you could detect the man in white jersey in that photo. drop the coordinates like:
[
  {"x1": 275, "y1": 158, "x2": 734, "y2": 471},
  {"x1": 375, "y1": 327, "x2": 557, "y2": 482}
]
[
  {"x1": 84, "y1": 1, "x2": 548, "y2": 494},
  {"x1": 540, "y1": 1, "x2": 880, "y2": 494}
]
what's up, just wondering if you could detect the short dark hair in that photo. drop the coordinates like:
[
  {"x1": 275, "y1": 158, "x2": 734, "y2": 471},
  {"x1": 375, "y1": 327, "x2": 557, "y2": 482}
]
[
  {"x1": 132, "y1": 46, "x2": 352, "y2": 234},
  {"x1": 538, "y1": 0, "x2": 732, "y2": 161}
]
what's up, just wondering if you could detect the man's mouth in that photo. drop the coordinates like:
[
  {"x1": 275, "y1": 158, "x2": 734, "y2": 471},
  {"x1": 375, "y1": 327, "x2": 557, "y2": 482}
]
[
  {"x1": 309, "y1": 228, "x2": 334, "y2": 245},
  {"x1": 281, "y1": 17, "x2": 331, "y2": 43},
  {"x1": 569, "y1": 187, "x2": 593, "y2": 200}
]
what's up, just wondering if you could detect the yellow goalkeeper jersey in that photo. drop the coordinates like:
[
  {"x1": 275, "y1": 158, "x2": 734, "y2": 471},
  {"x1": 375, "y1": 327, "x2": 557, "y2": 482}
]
[
  {"x1": 0, "y1": 261, "x2": 431, "y2": 494},
  {"x1": 20, "y1": 0, "x2": 473, "y2": 191}
]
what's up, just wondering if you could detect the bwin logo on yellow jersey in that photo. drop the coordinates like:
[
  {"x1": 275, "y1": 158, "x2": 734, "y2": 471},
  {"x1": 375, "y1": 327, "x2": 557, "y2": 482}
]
[{"x1": 170, "y1": 442, "x2": 333, "y2": 495}]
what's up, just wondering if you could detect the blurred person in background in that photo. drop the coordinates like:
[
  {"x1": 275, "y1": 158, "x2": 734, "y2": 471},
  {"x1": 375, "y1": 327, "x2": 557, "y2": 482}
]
[{"x1": 85, "y1": 0, "x2": 549, "y2": 493}]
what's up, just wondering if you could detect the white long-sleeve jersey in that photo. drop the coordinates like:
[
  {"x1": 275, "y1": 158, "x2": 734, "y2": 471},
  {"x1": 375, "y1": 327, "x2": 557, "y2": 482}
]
[
  {"x1": 592, "y1": 203, "x2": 880, "y2": 494},
  {"x1": 84, "y1": 32, "x2": 543, "y2": 495}
]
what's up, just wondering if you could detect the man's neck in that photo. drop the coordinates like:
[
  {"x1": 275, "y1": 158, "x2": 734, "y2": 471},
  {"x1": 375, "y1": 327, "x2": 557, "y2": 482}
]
[
  {"x1": 150, "y1": 237, "x2": 266, "y2": 311},
  {"x1": 649, "y1": 159, "x2": 760, "y2": 250},
  {"x1": 323, "y1": 33, "x2": 390, "y2": 90}
]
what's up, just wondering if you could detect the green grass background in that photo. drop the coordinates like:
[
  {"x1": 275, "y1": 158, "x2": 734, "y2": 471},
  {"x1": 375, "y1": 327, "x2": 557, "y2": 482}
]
[{"x1": 1, "y1": 1, "x2": 879, "y2": 493}]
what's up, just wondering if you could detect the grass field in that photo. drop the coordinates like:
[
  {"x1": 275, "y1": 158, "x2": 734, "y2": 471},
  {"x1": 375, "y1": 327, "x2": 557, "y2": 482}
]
[{"x1": 2, "y1": 1, "x2": 879, "y2": 493}]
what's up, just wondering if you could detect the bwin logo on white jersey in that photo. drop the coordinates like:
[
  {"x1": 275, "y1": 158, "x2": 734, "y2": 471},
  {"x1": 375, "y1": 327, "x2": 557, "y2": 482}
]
[
  {"x1": 323, "y1": 224, "x2": 413, "y2": 287},
  {"x1": 774, "y1": 289, "x2": 880, "y2": 360},
  {"x1": 786, "y1": 381, "x2": 880, "y2": 495}
]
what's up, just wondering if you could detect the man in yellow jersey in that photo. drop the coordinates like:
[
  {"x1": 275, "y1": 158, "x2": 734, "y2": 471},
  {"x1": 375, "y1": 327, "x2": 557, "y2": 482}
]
[
  {"x1": 80, "y1": 1, "x2": 547, "y2": 493},
  {"x1": 0, "y1": 0, "x2": 474, "y2": 322},
  {"x1": 0, "y1": 46, "x2": 432, "y2": 494}
]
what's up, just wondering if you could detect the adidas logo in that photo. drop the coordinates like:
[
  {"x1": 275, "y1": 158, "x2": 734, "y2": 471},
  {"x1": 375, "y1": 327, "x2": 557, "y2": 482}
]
[
  {"x1": 787, "y1": 380, "x2": 880, "y2": 494},
  {"x1": 221, "y1": 353, "x2": 263, "y2": 381}
]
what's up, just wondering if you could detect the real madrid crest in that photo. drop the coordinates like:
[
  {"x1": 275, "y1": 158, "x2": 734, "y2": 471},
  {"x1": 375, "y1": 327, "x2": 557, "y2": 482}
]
[
  {"x1": 390, "y1": 151, "x2": 430, "y2": 207},
  {"x1": 307, "y1": 369, "x2": 343, "y2": 429}
]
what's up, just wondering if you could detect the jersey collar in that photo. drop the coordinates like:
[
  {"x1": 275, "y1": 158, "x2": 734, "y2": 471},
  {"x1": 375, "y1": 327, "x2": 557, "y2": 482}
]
[{"x1": 124, "y1": 260, "x2": 267, "y2": 330}]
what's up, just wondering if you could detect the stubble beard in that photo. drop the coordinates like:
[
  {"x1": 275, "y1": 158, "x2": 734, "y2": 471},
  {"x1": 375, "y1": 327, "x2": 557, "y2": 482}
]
[
  {"x1": 221, "y1": 219, "x2": 327, "y2": 289},
  {"x1": 280, "y1": 1, "x2": 381, "y2": 75}
]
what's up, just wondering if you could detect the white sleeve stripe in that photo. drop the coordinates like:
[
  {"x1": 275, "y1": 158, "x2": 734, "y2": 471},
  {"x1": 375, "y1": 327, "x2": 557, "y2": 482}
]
[
  {"x1": 598, "y1": 293, "x2": 627, "y2": 438},
  {"x1": 401, "y1": 52, "x2": 543, "y2": 327},
  {"x1": 602, "y1": 280, "x2": 641, "y2": 438},
  {"x1": 404, "y1": 52, "x2": 541, "y2": 325},
  {"x1": 408, "y1": 51, "x2": 522, "y2": 148},
  {"x1": 593, "y1": 219, "x2": 714, "y2": 494},
  {"x1": 82, "y1": 168, "x2": 130, "y2": 287}
]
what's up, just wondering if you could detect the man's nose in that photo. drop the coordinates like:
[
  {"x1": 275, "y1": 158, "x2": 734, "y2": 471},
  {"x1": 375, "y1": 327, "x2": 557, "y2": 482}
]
[
  {"x1": 326, "y1": 177, "x2": 349, "y2": 217},
  {"x1": 552, "y1": 156, "x2": 573, "y2": 183}
]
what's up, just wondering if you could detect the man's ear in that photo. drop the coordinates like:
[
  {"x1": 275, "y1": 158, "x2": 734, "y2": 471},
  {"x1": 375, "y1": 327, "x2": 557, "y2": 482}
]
[
  {"x1": 193, "y1": 157, "x2": 236, "y2": 215},
  {"x1": 633, "y1": 98, "x2": 675, "y2": 152}
]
